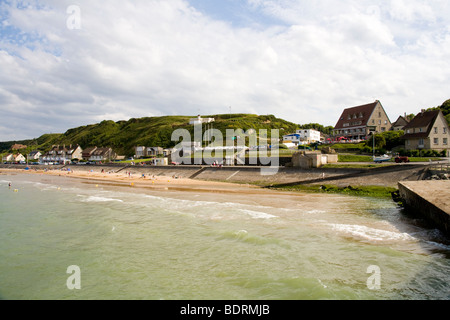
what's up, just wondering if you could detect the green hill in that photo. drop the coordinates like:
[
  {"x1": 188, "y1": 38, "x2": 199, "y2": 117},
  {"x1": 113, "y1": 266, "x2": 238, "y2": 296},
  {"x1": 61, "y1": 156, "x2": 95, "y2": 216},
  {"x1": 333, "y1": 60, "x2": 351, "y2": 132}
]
[{"x1": 2, "y1": 114, "x2": 306, "y2": 157}]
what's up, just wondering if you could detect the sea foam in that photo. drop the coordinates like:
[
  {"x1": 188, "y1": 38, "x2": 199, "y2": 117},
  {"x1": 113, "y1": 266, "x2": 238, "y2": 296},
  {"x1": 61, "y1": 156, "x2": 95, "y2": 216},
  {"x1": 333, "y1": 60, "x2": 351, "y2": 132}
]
[
  {"x1": 78, "y1": 195, "x2": 124, "y2": 203},
  {"x1": 329, "y1": 223, "x2": 416, "y2": 242}
]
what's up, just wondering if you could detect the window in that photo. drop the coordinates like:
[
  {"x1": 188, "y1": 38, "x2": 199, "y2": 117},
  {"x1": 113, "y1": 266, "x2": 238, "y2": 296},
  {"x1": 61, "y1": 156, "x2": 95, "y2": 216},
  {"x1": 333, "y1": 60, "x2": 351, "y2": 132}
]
[
  {"x1": 385, "y1": 120, "x2": 388, "y2": 125},
  {"x1": 444, "y1": 138, "x2": 448, "y2": 145},
  {"x1": 381, "y1": 127, "x2": 386, "y2": 132},
  {"x1": 434, "y1": 127, "x2": 438, "y2": 134},
  {"x1": 378, "y1": 120, "x2": 381, "y2": 125},
  {"x1": 434, "y1": 138, "x2": 439, "y2": 145},
  {"x1": 419, "y1": 138, "x2": 424, "y2": 146},
  {"x1": 406, "y1": 140, "x2": 410, "y2": 145},
  {"x1": 444, "y1": 128, "x2": 447, "y2": 134},
  {"x1": 379, "y1": 112, "x2": 381, "y2": 117},
  {"x1": 372, "y1": 120, "x2": 375, "y2": 124}
]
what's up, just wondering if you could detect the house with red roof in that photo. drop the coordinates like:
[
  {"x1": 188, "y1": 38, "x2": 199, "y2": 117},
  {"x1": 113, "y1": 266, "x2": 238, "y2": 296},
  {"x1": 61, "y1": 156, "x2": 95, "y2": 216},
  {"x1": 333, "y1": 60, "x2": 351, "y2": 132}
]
[{"x1": 332, "y1": 100, "x2": 392, "y2": 142}]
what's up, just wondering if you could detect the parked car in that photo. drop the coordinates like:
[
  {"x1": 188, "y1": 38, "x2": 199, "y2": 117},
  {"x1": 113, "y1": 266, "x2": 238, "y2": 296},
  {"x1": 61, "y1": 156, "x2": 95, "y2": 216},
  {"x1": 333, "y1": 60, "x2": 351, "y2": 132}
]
[{"x1": 395, "y1": 156, "x2": 410, "y2": 163}]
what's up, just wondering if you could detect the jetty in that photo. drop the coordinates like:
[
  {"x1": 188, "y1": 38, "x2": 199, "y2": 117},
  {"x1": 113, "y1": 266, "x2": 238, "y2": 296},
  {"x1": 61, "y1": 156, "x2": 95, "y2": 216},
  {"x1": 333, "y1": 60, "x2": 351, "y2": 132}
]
[{"x1": 398, "y1": 181, "x2": 450, "y2": 235}]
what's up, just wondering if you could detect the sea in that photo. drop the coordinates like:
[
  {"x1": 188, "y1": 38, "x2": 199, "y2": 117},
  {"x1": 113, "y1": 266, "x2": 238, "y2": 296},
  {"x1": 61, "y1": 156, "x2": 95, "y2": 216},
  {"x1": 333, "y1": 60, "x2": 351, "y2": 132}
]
[{"x1": 0, "y1": 173, "x2": 449, "y2": 300}]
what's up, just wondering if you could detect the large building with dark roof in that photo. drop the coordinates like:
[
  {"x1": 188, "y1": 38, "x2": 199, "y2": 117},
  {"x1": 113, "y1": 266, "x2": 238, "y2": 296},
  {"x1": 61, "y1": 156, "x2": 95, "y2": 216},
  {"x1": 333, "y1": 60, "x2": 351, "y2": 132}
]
[
  {"x1": 332, "y1": 100, "x2": 392, "y2": 141},
  {"x1": 402, "y1": 109, "x2": 450, "y2": 155}
]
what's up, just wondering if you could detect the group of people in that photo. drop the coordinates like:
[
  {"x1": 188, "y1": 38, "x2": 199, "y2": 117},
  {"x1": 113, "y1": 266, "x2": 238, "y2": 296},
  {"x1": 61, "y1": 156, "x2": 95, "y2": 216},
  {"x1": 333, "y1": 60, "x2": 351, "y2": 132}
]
[{"x1": 211, "y1": 161, "x2": 223, "y2": 168}]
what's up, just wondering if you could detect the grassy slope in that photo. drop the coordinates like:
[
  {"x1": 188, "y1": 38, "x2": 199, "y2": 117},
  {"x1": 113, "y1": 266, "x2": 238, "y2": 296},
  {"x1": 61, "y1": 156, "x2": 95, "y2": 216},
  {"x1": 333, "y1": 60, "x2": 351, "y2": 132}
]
[{"x1": 1, "y1": 114, "x2": 300, "y2": 157}]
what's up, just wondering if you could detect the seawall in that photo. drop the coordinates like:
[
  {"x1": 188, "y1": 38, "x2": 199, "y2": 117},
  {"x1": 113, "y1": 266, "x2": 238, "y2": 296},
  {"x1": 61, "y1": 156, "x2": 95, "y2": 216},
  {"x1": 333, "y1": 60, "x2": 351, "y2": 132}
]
[
  {"x1": 398, "y1": 181, "x2": 450, "y2": 235},
  {"x1": 0, "y1": 163, "x2": 428, "y2": 188}
]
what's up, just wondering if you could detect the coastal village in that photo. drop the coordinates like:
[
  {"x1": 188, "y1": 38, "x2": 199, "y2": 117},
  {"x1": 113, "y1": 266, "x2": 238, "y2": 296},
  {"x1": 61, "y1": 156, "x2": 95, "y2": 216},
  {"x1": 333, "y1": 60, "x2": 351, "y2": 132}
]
[
  {"x1": 2, "y1": 100, "x2": 450, "y2": 167},
  {"x1": 2, "y1": 100, "x2": 450, "y2": 237}
]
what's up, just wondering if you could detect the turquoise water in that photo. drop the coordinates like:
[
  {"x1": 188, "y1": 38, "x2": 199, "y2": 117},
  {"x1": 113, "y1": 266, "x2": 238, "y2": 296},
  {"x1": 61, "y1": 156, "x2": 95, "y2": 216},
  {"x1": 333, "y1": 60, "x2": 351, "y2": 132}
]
[{"x1": 0, "y1": 173, "x2": 449, "y2": 300}]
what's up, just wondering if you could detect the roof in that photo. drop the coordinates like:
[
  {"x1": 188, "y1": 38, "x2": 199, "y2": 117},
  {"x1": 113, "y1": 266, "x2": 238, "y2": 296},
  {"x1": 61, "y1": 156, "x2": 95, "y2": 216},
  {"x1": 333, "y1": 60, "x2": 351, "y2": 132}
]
[
  {"x1": 402, "y1": 110, "x2": 441, "y2": 139},
  {"x1": 82, "y1": 147, "x2": 97, "y2": 155},
  {"x1": 403, "y1": 110, "x2": 440, "y2": 130},
  {"x1": 91, "y1": 147, "x2": 111, "y2": 156},
  {"x1": 391, "y1": 116, "x2": 409, "y2": 127},
  {"x1": 334, "y1": 101, "x2": 379, "y2": 129}
]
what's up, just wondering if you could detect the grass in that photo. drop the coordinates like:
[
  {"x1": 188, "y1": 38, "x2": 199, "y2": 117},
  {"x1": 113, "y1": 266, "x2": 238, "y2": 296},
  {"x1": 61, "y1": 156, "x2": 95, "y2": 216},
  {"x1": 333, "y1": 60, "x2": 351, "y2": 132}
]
[
  {"x1": 271, "y1": 184, "x2": 398, "y2": 199},
  {"x1": 408, "y1": 157, "x2": 442, "y2": 162},
  {"x1": 322, "y1": 163, "x2": 390, "y2": 168},
  {"x1": 116, "y1": 158, "x2": 154, "y2": 164},
  {"x1": 338, "y1": 153, "x2": 443, "y2": 163},
  {"x1": 325, "y1": 143, "x2": 366, "y2": 150},
  {"x1": 338, "y1": 154, "x2": 373, "y2": 162}
]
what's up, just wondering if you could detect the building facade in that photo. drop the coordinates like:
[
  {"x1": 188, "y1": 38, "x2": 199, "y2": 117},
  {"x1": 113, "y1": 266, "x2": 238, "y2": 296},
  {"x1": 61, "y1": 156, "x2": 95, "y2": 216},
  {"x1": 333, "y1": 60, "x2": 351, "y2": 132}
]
[
  {"x1": 2, "y1": 153, "x2": 25, "y2": 163},
  {"x1": 333, "y1": 100, "x2": 392, "y2": 141},
  {"x1": 89, "y1": 147, "x2": 117, "y2": 162},
  {"x1": 189, "y1": 115, "x2": 215, "y2": 125},
  {"x1": 296, "y1": 129, "x2": 321, "y2": 143},
  {"x1": 41, "y1": 145, "x2": 82, "y2": 164},
  {"x1": 402, "y1": 110, "x2": 450, "y2": 155},
  {"x1": 391, "y1": 115, "x2": 410, "y2": 131}
]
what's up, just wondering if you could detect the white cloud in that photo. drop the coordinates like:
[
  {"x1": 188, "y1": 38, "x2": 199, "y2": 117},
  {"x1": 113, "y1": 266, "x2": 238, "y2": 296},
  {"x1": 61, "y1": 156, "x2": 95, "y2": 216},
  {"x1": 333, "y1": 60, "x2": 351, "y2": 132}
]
[{"x1": 0, "y1": 0, "x2": 449, "y2": 141}]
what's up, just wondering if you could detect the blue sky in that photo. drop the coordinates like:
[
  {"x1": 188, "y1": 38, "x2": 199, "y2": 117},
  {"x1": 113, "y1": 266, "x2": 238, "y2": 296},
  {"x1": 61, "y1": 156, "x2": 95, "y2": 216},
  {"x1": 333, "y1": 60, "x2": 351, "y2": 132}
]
[{"x1": 1, "y1": 0, "x2": 450, "y2": 140}]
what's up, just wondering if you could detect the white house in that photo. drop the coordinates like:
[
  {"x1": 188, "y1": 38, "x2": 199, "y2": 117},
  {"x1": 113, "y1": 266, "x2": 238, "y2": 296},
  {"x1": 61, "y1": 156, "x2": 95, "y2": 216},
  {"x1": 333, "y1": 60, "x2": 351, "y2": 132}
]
[
  {"x1": 41, "y1": 145, "x2": 82, "y2": 164},
  {"x1": 282, "y1": 134, "x2": 301, "y2": 147},
  {"x1": 28, "y1": 150, "x2": 42, "y2": 160},
  {"x1": 15, "y1": 154, "x2": 26, "y2": 162},
  {"x1": 3, "y1": 153, "x2": 26, "y2": 163},
  {"x1": 189, "y1": 115, "x2": 215, "y2": 125},
  {"x1": 2, "y1": 154, "x2": 14, "y2": 162},
  {"x1": 296, "y1": 129, "x2": 322, "y2": 143}
]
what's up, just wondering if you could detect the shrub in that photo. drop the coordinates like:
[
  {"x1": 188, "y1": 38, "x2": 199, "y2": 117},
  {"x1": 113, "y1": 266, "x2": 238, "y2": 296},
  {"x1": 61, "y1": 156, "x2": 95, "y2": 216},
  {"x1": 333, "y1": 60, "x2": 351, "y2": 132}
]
[
  {"x1": 422, "y1": 150, "x2": 432, "y2": 157},
  {"x1": 409, "y1": 150, "x2": 420, "y2": 157},
  {"x1": 361, "y1": 146, "x2": 372, "y2": 154}
]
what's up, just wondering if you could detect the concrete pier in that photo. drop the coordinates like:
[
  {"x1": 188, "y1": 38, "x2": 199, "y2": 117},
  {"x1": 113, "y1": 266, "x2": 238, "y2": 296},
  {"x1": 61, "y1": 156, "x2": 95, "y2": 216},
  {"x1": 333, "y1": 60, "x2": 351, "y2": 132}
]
[{"x1": 398, "y1": 181, "x2": 450, "y2": 235}]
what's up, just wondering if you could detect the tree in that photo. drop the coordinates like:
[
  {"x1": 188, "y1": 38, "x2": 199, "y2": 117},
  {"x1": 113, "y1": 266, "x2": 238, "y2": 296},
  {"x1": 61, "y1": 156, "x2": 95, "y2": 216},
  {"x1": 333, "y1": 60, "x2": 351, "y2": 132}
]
[
  {"x1": 440, "y1": 99, "x2": 450, "y2": 125},
  {"x1": 365, "y1": 133, "x2": 388, "y2": 150},
  {"x1": 374, "y1": 134, "x2": 386, "y2": 149}
]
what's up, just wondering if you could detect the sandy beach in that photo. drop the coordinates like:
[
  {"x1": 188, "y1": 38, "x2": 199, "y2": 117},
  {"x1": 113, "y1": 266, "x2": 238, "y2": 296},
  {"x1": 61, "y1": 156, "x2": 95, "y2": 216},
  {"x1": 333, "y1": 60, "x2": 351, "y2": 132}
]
[
  {"x1": 0, "y1": 167, "x2": 249, "y2": 190},
  {"x1": 0, "y1": 166, "x2": 348, "y2": 210}
]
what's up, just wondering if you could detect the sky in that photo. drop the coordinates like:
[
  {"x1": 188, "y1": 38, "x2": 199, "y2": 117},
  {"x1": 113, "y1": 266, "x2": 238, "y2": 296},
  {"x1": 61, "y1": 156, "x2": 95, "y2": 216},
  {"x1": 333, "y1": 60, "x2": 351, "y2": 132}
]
[{"x1": 1, "y1": 0, "x2": 449, "y2": 140}]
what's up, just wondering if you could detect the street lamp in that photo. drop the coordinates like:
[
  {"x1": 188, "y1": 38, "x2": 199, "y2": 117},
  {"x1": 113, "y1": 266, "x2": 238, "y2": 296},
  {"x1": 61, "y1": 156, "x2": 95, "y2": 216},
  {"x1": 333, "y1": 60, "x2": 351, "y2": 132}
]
[{"x1": 367, "y1": 126, "x2": 377, "y2": 158}]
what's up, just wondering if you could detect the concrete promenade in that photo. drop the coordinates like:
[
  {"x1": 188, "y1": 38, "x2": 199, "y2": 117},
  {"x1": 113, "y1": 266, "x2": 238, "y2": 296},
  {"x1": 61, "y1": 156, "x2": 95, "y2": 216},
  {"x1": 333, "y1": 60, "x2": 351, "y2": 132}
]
[
  {"x1": 0, "y1": 163, "x2": 429, "y2": 187},
  {"x1": 398, "y1": 181, "x2": 450, "y2": 235}
]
